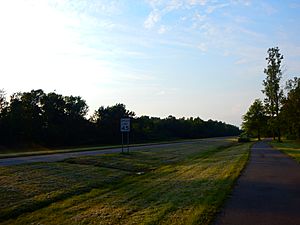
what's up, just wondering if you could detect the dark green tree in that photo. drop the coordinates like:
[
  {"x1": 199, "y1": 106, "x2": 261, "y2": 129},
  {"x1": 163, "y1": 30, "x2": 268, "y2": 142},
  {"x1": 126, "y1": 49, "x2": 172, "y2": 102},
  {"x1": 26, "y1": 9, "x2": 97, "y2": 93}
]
[
  {"x1": 2, "y1": 90, "x2": 45, "y2": 143},
  {"x1": 41, "y1": 93, "x2": 89, "y2": 146},
  {"x1": 281, "y1": 77, "x2": 300, "y2": 139},
  {"x1": 0, "y1": 89, "x2": 7, "y2": 114},
  {"x1": 64, "y1": 96, "x2": 89, "y2": 118},
  {"x1": 41, "y1": 92, "x2": 67, "y2": 145},
  {"x1": 242, "y1": 99, "x2": 266, "y2": 140},
  {"x1": 90, "y1": 104, "x2": 135, "y2": 144},
  {"x1": 0, "y1": 89, "x2": 8, "y2": 143},
  {"x1": 262, "y1": 47, "x2": 284, "y2": 142}
]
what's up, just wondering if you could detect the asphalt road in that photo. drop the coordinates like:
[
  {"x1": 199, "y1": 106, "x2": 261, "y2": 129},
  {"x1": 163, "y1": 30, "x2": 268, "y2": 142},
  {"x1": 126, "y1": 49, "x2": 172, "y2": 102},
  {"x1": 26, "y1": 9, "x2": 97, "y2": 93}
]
[
  {"x1": 0, "y1": 137, "x2": 229, "y2": 166},
  {"x1": 215, "y1": 141, "x2": 300, "y2": 225}
]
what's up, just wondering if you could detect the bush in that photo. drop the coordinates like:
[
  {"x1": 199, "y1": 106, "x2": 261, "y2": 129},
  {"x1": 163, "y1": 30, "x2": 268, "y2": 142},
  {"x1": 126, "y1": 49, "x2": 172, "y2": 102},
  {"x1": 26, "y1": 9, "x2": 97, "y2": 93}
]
[{"x1": 238, "y1": 133, "x2": 250, "y2": 142}]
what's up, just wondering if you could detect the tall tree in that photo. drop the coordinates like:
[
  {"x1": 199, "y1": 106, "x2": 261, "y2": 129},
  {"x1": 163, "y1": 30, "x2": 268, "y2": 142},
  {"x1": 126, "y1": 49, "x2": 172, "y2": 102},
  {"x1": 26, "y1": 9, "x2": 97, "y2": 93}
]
[
  {"x1": 262, "y1": 47, "x2": 284, "y2": 142},
  {"x1": 242, "y1": 99, "x2": 266, "y2": 140}
]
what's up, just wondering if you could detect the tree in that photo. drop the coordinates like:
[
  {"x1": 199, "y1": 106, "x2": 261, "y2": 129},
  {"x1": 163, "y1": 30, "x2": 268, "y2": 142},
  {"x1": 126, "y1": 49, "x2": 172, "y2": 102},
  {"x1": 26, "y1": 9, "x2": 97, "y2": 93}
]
[
  {"x1": 242, "y1": 99, "x2": 266, "y2": 140},
  {"x1": 5, "y1": 90, "x2": 45, "y2": 143},
  {"x1": 0, "y1": 89, "x2": 7, "y2": 114},
  {"x1": 41, "y1": 93, "x2": 90, "y2": 146},
  {"x1": 281, "y1": 77, "x2": 300, "y2": 139},
  {"x1": 90, "y1": 104, "x2": 135, "y2": 144},
  {"x1": 262, "y1": 47, "x2": 284, "y2": 142},
  {"x1": 0, "y1": 89, "x2": 8, "y2": 144},
  {"x1": 64, "y1": 96, "x2": 89, "y2": 118}
]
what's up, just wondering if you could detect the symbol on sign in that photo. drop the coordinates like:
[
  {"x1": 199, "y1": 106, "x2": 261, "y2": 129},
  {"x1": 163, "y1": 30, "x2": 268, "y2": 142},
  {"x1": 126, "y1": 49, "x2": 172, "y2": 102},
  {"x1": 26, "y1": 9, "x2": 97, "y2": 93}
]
[{"x1": 120, "y1": 118, "x2": 130, "y2": 132}]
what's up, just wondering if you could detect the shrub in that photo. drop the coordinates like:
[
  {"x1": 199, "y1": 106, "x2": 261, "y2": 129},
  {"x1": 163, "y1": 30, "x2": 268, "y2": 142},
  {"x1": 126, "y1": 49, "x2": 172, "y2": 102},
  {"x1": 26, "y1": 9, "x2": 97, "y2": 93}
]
[{"x1": 238, "y1": 133, "x2": 250, "y2": 142}]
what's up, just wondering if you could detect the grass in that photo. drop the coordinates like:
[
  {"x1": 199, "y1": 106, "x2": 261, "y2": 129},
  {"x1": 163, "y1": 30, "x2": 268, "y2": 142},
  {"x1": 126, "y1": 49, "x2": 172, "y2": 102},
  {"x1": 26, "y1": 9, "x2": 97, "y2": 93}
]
[
  {"x1": 0, "y1": 138, "x2": 251, "y2": 225},
  {"x1": 0, "y1": 144, "x2": 121, "y2": 158},
  {"x1": 0, "y1": 137, "x2": 224, "y2": 159},
  {"x1": 270, "y1": 139, "x2": 300, "y2": 163}
]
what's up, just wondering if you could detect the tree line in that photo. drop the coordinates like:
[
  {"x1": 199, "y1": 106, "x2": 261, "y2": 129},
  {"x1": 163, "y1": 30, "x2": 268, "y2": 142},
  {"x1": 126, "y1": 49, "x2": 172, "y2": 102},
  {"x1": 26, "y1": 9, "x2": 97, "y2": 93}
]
[
  {"x1": 0, "y1": 90, "x2": 240, "y2": 148},
  {"x1": 242, "y1": 47, "x2": 300, "y2": 141}
]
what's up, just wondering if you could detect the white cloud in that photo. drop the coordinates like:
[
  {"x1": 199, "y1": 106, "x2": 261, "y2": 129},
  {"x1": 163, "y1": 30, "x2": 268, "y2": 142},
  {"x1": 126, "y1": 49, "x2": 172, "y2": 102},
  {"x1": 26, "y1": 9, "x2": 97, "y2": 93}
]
[
  {"x1": 194, "y1": 12, "x2": 206, "y2": 21},
  {"x1": 188, "y1": 0, "x2": 207, "y2": 6},
  {"x1": 158, "y1": 25, "x2": 167, "y2": 34},
  {"x1": 231, "y1": 0, "x2": 251, "y2": 7},
  {"x1": 235, "y1": 58, "x2": 248, "y2": 65},
  {"x1": 165, "y1": 0, "x2": 183, "y2": 11},
  {"x1": 206, "y1": 3, "x2": 230, "y2": 14},
  {"x1": 144, "y1": 10, "x2": 161, "y2": 28}
]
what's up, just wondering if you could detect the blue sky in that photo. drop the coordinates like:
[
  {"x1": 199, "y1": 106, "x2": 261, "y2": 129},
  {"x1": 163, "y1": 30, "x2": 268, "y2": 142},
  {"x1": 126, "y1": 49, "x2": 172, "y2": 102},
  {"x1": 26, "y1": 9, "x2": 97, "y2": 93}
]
[{"x1": 1, "y1": 0, "x2": 300, "y2": 126}]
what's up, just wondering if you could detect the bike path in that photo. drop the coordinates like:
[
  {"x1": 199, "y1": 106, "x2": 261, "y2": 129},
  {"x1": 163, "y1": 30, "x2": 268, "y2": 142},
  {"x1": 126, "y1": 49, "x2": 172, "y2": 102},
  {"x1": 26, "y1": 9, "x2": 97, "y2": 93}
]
[{"x1": 215, "y1": 141, "x2": 300, "y2": 225}]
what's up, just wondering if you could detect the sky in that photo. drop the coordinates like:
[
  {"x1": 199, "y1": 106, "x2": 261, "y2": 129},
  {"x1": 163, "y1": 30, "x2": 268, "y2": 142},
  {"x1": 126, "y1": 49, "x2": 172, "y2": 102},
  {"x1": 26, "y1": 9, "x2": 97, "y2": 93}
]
[{"x1": 1, "y1": 0, "x2": 300, "y2": 126}]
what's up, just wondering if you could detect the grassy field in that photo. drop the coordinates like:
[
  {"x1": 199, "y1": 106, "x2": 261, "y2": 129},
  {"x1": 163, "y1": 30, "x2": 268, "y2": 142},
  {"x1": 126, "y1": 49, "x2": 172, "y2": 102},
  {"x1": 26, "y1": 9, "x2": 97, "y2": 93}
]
[
  {"x1": 0, "y1": 138, "x2": 213, "y2": 159},
  {"x1": 0, "y1": 138, "x2": 251, "y2": 225},
  {"x1": 271, "y1": 140, "x2": 300, "y2": 163}
]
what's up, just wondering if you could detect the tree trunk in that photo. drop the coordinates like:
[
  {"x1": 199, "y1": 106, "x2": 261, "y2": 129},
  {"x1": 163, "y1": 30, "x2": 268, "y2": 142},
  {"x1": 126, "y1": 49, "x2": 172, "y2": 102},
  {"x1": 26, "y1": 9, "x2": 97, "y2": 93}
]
[
  {"x1": 278, "y1": 127, "x2": 281, "y2": 142},
  {"x1": 258, "y1": 128, "x2": 261, "y2": 141}
]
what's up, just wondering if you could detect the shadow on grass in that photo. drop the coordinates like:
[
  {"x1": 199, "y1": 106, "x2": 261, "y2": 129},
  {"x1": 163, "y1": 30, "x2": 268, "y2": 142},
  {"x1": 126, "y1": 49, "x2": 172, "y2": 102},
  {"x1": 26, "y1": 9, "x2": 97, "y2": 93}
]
[
  {"x1": 75, "y1": 176, "x2": 239, "y2": 225},
  {"x1": 0, "y1": 171, "x2": 132, "y2": 222}
]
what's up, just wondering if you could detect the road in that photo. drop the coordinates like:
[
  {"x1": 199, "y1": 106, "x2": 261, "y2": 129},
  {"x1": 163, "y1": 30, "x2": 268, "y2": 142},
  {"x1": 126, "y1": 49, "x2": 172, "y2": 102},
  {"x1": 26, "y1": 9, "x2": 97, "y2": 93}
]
[
  {"x1": 215, "y1": 140, "x2": 300, "y2": 225},
  {"x1": 0, "y1": 137, "x2": 230, "y2": 166}
]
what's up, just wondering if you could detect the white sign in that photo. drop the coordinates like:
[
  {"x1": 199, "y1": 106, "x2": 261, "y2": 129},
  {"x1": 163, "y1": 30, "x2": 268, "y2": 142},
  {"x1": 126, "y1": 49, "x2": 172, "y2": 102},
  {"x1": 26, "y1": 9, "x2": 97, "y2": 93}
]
[{"x1": 120, "y1": 118, "x2": 130, "y2": 132}]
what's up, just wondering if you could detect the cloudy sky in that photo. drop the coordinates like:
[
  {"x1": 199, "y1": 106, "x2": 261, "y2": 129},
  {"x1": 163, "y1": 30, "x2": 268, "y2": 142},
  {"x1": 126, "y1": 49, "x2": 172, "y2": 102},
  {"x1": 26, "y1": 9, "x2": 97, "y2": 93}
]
[{"x1": 1, "y1": 0, "x2": 300, "y2": 126}]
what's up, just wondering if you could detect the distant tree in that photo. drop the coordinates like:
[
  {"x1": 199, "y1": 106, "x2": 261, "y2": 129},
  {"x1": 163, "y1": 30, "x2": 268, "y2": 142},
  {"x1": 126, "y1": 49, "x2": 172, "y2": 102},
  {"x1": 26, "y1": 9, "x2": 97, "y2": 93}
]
[
  {"x1": 281, "y1": 77, "x2": 300, "y2": 139},
  {"x1": 91, "y1": 104, "x2": 135, "y2": 144},
  {"x1": 0, "y1": 89, "x2": 7, "y2": 114},
  {"x1": 64, "y1": 96, "x2": 89, "y2": 118},
  {"x1": 41, "y1": 93, "x2": 90, "y2": 146},
  {"x1": 20, "y1": 90, "x2": 45, "y2": 141},
  {"x1": 242, "y1": 99, "x2": 266, "y2": 140},
  {"x1": 4, "y1": 90, "x2": 45, "y2": 143},
  {"x1": 0, "y1": 89, "x2": 8, "y2": 144},
  {"x1": 262, "y1": 47, "x2": 284, "y2": 142},
  {"x1": 91, "y1": 103, "x2": 135, "y2": 124},
  {"x1": 41, "y1": 92, "x2": 67, "y2": 145}
]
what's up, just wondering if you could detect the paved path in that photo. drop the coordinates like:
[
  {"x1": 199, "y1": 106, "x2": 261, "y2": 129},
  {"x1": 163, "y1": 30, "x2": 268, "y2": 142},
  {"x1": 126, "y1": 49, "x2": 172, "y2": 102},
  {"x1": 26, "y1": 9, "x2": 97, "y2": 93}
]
[
  {"x1": 215, "y1": 141, "x2": 300, "y2": 225},
  {"x1": 0, "y1": 137, "x2": 229, "y2": 166}
]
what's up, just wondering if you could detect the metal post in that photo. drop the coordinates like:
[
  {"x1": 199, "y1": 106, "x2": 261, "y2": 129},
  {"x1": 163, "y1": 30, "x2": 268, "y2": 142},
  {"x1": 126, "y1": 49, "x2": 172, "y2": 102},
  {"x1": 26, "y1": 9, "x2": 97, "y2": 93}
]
[
  {"x1": 127, "y1": 132, "x2": 129, "y2": 153},
  {"x1": 122, "y1": 132, "x2": 124, "y2": 153}
]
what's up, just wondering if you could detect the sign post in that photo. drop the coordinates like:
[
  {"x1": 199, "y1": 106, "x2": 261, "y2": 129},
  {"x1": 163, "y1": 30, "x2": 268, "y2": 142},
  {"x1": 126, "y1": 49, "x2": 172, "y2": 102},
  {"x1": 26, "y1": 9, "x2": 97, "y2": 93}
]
[{"x1": 120, "y1": 118, "x2": 130, "y2": 153}]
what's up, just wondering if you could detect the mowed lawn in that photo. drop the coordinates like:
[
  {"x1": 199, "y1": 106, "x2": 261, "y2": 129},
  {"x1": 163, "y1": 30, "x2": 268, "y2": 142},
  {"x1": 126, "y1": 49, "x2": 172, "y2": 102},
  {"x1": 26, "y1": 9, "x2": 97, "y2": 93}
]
[
  {"x1": 271, "y1": 140, "x2": 300, "y2": 163},
  {"x1": 0, "y1": 139, "x2": 251, "y2": 225}
]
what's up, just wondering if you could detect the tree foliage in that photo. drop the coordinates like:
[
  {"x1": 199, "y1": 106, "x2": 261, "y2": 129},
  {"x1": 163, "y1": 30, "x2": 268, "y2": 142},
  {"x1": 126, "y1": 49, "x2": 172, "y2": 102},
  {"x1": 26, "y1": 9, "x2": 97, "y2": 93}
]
[
  {"x1": 281, "y1": 77, "x2": 300, "y2": 139},
  {"x1": 262, "y1": 47, "x2": 284, "y2": 141},
  {"x1": 0, "y1": 89, "x2": 7, "y2": 115},
  {"x1": 242, "y1": 99, "x2": 266, "y2": 140}
]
